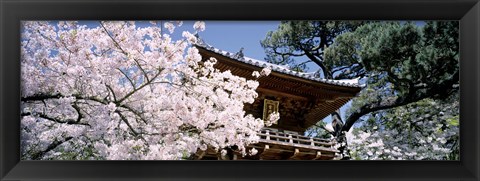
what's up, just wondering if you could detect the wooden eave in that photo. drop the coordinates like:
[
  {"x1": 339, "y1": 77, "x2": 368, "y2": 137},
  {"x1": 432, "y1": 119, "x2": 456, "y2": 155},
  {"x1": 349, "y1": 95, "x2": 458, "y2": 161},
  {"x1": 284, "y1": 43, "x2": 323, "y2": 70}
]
[{"x1": 197, "y1": 47, "x2": 361, "y2": 96}]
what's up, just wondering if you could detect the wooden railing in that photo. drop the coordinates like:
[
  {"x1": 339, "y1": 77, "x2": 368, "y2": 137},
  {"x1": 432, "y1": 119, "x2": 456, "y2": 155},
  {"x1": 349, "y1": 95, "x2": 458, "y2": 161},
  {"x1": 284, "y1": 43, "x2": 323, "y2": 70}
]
[{"x1": 257, "y1": 128, "x2": 336, "y2": 151}]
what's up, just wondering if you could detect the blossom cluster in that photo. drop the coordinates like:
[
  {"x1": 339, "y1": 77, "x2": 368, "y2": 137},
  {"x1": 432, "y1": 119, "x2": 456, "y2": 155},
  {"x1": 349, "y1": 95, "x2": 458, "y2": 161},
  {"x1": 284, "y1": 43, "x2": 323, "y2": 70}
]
[
  {"x1": 251, "y1": 67, "x2": 272, "y2": 78},
  {"x1": 264, "y1": 112, "x2": 280, "y2": 126},
  {"x1": 20, "y1": 21, "x2": 278, "y2": 160},
  {"x1": 346, "y1": 95, "x2": 459, "y2": 160}
]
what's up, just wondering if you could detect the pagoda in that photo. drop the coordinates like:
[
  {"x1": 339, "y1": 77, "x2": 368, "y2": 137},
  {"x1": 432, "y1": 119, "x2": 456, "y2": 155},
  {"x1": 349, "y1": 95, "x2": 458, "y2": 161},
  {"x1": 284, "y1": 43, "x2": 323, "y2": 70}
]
[{"x1": 192, "y1": 41, "x2": 362, "y2": 160}]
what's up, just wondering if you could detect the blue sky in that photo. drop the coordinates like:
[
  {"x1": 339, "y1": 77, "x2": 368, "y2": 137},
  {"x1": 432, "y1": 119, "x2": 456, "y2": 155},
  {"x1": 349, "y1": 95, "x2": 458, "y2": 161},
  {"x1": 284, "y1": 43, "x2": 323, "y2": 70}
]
[
  {"x1": 79, "y1": 21, "x2": 282, "y2": 67},
  {"x1": 197, "y1": 21, "x2": 280, "y2": 60}
]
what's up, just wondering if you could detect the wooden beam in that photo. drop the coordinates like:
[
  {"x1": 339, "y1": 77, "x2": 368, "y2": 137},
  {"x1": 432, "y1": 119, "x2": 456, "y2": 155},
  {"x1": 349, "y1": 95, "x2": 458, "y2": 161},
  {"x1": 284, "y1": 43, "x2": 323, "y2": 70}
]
[
  {"x1": 259, "y1": 144, "x2": 270, "y2": 159},
  {"x1": 289, "y1": 148, "x2": 300, "y2": 160},
  {"x1": 257, "y1": 87, "x2": 309, "y2": 101},
  {"x1": 196, "y1": 150, "x2": 206, "y2": 160},
  {"x1": 313, "y1": 151, "x2": 322, "y2": 160}
]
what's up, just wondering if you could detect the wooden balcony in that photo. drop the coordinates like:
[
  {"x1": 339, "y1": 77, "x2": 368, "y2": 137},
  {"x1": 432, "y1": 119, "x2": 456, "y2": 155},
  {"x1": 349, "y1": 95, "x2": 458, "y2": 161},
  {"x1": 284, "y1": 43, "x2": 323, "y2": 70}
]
[
  {"x1": 243, "y1": 128, "x2": 338, "y2": 160},
  {"x1": 194, "y1": 128, "x2": 339, "y2": 160}
]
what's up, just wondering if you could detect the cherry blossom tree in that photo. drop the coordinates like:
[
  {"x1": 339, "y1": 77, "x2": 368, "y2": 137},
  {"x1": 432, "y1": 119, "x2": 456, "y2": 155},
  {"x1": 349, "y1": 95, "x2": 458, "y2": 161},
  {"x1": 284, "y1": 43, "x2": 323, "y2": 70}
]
[{"x1": 20, "y1": 21, "x2": 277, "y2": 160}]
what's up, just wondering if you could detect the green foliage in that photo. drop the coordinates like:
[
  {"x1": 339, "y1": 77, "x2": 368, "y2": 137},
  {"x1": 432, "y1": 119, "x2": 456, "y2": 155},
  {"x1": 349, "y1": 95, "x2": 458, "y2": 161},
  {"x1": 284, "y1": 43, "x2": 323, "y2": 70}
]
[
  {"x1": 327, "y1": 21, "x2": 458, "y2": 98},
  {"x1": 328, "y1": 21, "x2": 459, "y2": 131},
  {"x1": 447, "y1": 116, "x2": 459, "y2": 126},
  {"x1": 261, "y1": 21, "x2": 365, "y2": 72}
]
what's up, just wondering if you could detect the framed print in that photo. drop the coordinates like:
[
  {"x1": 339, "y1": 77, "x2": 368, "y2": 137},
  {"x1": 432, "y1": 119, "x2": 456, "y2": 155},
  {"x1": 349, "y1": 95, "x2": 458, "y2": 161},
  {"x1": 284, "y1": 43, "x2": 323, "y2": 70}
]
[{"x1": 1, "y1": 0, "x2": 479, "y2": 180}]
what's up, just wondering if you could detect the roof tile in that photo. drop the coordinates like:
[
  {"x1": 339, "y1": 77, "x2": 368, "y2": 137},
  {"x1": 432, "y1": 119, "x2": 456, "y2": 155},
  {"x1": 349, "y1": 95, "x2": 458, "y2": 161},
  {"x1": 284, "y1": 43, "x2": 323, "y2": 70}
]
[{"x1": 194, "y1": 42, "x2": 363, "y2": 88}]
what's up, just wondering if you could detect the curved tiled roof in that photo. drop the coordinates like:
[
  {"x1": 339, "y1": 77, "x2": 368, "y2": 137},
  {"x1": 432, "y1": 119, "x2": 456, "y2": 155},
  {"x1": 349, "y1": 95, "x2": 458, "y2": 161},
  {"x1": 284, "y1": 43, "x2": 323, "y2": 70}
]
[{"x1": 194, "y1": 40, "x2": 364, "y2": 88}]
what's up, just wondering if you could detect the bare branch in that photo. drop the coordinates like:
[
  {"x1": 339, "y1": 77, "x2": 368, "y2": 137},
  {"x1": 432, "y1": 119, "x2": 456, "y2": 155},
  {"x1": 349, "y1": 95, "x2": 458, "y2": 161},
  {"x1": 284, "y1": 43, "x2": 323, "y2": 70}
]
[
  {"x1": 105, "y1": 84, "x2": 117, "y2": 102},
  {"x1": 272, "y1": 47, "x2": 305, "y2": 57},
  {"x1": 118, "y1": 104, "x2": 148, "y2": 124},
  {"x1": 117, "y1": 68, "x2": 136, "y2": 89},
  {"x1": 115, "y1": 70, "x2": 162, "y2": 104},
  {"x1": 115, "y1": 110, "x2": 141, "y2": 137},
  {"x1": 21, "y1": 112, "x2": 90, "y2": 127},
  {"x1": 71, "y1": 102, "x2": 84, "y2": 123},
  {"x1": 31, "y1": 137, "x2": 73, "y2": 160},
  {"x1": 100, "y1": 21, "x2": 151, "y2": 83}
]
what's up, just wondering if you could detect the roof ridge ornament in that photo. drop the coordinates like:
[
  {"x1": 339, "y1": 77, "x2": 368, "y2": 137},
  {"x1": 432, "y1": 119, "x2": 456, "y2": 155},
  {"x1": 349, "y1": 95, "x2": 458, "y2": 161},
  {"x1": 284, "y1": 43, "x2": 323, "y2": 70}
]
[
  {"x1": 234, "y1": 47, "x2": 244, "y2": 59},
  {"x1": 194, "y1": 33, "x2": 206, "y2": 46}
]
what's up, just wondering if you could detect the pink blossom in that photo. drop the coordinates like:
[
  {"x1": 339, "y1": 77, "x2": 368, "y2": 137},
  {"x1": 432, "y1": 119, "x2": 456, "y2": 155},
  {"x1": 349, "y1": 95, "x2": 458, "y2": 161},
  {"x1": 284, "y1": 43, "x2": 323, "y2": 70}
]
[
  {"x1": 164, "y1": 22, "x2": 175, "y2": 33},
  {"x1": 193, "y1": 21, "x2": 205, "y2": 32}
]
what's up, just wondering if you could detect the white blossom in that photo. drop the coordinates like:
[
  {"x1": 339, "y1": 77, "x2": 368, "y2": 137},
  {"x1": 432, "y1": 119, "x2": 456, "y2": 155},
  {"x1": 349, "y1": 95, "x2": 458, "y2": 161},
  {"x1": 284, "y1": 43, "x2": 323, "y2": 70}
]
[
  {"x1": 164, "y1": 22, "x2": 175, "y2": 33},
  {"x1": 193, "y1": 21, "x2": 205, "y2": 32},
  {"x1": 265, "y1": 112, "x2": 280, "y2": 126},
  {"x1": 252, "y1": 71, "x2": 260, "y2": 78},
  {"x1": 260, "y1": 67, "x2": 271, "y2": 76},
  {"x1": 220, "y1": 149, "x2": 228, "y2": 156},
  {"x1": 182, "y1": 31, "x2": 197, "y2": 44},
  {"x1": 249, "y1": 148, "x2": 258, "y2": 155}
]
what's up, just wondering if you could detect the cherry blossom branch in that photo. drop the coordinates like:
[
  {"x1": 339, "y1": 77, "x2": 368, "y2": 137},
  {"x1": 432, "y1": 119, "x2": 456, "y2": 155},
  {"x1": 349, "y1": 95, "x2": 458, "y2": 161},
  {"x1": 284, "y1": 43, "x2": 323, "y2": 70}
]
[
  {"x1": 114, "y1": 110, "x2": 149, "y2": 145},
  {"x1": 99, "y1": 23, "x2": 169, "y2": 105},
  {"x1": 115, "y1": 70, "x2": 162, "y2": 104},
  {"x1": 105, "y1": 84, "x2": 118, "y2": 102},
  {"x1": 117, "y1": 104, "x2": 148, "y2": 124},
  {"x1": 30, "y1": 137, "x2": 73, "y2": 160},
  {"x1": 21, "y1": 93, "x2": 149, "y2": 130},
  {"x1": 132, "y1": 58, "x2": 151, "y2": 83},
  {"x1": 21, "y1": 112, "x2": 90, "y2": 127},
  {"x1": 99, "y1": 21, "x2": 151, "y2": 83},
  {"x1": 71, "y1": 102, "x2": 85, "y2": 123},
  {"x1": 114, "y1": 110, "x2": 139, "y2": 136},
  {"x1": 117, "y1": 68, "x2": 136, "y2": 89}
]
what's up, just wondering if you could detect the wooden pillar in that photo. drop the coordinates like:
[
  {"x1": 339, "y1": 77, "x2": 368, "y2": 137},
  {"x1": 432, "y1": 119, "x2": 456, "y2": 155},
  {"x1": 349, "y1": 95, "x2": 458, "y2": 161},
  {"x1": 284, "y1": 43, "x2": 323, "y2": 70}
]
[
  {"x1": 259, "y1": 144, "x2": 270, "y2": 160},
  {"x1": 289, "y1": 148, "x2": 300, "y2": 160},
  {"x1": 266, "y1": 130, "x2": 270, "y2": 140},
  {"x1": 313, "y1": 151, "x2": 322, "y2": 160}
]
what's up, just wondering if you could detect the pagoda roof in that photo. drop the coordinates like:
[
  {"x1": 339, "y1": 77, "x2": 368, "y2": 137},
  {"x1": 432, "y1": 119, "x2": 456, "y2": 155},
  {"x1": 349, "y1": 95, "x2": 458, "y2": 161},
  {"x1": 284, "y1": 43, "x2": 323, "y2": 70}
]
[{"x1": 194, "y1": 41, "x2": 363, "y2": 88}]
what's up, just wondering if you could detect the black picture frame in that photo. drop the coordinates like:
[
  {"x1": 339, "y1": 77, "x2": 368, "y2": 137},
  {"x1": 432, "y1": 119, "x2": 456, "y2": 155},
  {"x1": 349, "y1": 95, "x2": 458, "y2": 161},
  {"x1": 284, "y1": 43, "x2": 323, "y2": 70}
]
[{"x1": 1, "y1": 0, "x2": 478, "y2": 180}]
